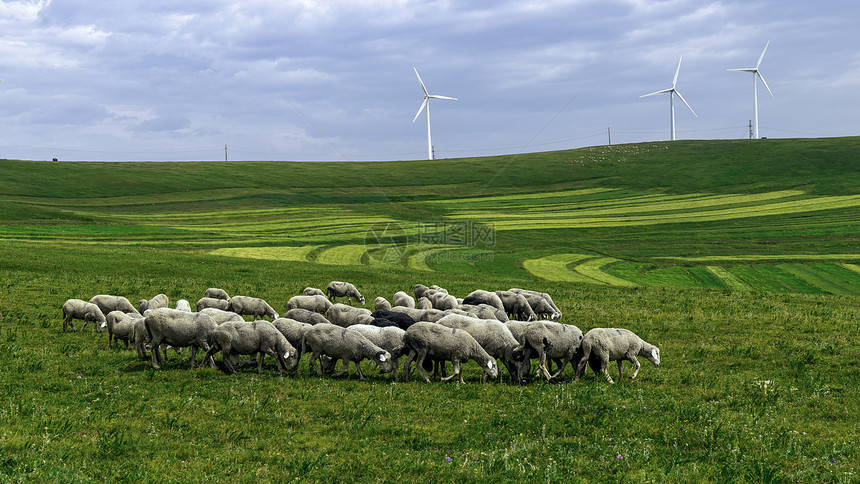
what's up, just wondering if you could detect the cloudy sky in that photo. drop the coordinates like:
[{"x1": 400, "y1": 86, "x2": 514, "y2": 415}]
[{"x1": 0, "y1": 0, "x2": 857, "y2": 161}]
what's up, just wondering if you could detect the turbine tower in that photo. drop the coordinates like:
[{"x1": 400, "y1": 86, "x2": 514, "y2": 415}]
[
  {"x1": 728, "y1": 41, "x2": 773, "y2": 140},
  {"x1": 412, "y1": 67, "x2": 457, "y2": 160},
  {"x1": 640, "y1": 56, "x2": 697, "y2": 141}
]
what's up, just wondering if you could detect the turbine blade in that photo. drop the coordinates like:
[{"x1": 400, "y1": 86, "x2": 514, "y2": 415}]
[
  {"x1": 757, "y1": 71, "x2": 774, "y2": 98},
  {"x1": 429, "y1": 95, "x2": 457, "y2": 101},
  {"x1": 413, "y1": 67, "x2": 428, "y2": 96},
  {"x1": 640, "y1": 88, "x2": 673, "y2": 98},
  {"x1": 674, "y1": 90, "x2": 698, "y2": 118},
  {"x1": 757, "y1": 40, "x2": 770, "y2": 69},
  {"x1": 727, "y1": 68, "x2": 756, "y2": 73},
  {"x1": 412, "y1": 98, "x2": 429, "y2": 123},
  {"x1": 673, "y1": 55, "x2": 683, "y2": 88}
]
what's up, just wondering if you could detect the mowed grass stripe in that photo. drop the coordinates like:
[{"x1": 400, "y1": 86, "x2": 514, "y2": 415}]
[
  {"x1": 424, "y1": 188, "x2": 615, "y2": 204},
  {"x1": 315, "y1": 245, "x2": 369, "y2": 266},
  {"x1": 574, "y1": 258, "x2": 638, "y2": 286},
  {"x1": 725, "y1": 265, "x2": 794, "y2": 293},
  {"x1": 522, "y1": 254, "x2": 601, "y2": 283},
  {"x1": 450, "y1": 190, "x2": 805, "y2": 219},
  {"x1": 706, "y1": 266, "x2": 750, "y2": 291},
  {"x1": 210, "y1": 245, "x2": 319, "y2": 262},
  {"x1": 777, "y1": 264, "x2": 858, "y2": 296}
]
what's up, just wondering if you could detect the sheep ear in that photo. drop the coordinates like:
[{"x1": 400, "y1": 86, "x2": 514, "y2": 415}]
[
  {"x1": 486, "y1": 360, "x2": 494, "y2": 369},
  {"x1": 100, "y1": 322, "x2": 107, "y2": 328},
  {"x1": 379, "y1": 354, "x2": 387, "y2": 362},
  {"x1": 651, "y1": 348, "x2": 658, "y2": 359},
  {"x1": 284, "y1": 351, "x2": 291, "y2": 359}
]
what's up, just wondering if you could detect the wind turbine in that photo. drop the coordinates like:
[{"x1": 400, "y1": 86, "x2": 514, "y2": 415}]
[
  {"x1": 640, "y1": 56, "x2": 697, "y2": 141},
  {"x1": 412, "y1": 67, "x2": 457, "y2": 160},
  {"x1": 728, "y1": 41, "x2": 773, "y2": 139}
]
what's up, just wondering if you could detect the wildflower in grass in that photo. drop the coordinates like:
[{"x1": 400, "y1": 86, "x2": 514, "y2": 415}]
[
  {"x1": 77, "y1": 375, "x2": 81, "y2": 379},
  {"x1": 445, "y1": 457, "x2": 452, "y2": 462},
  {"x1": 617, "y1": 454, "x2": 623, "y2": 459}
]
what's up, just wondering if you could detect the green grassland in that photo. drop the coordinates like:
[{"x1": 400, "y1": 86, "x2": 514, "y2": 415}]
[{"x1": 1, "y1": 137, "x2": 859, "y2": 482}]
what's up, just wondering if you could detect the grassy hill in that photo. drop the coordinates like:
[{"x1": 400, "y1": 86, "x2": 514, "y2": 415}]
[{"x1": 0, "y1": 137, "x2": 858, "y2": 482}]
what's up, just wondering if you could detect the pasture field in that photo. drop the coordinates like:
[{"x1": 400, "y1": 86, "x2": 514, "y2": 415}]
[{"x1": 1, "y1": 137, "x2": 859, "y2": 482}]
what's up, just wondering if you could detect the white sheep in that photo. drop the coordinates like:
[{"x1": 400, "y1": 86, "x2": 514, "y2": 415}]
[
  {"x1": 402, "y1": 321, "x2": 498, "y2": 384},
  {"x1": 518, "y1": 321, "x2": 582, "y2": 381},
  {"x1": 435, "y1": 314, "x2": 527, "y2": 383},
  {"x1": 175, "y1": 299, "x2": 192, "y2": 312},
  {"x1": 326, "y1": 303, "x2": 373, "y2": 327},
  {"x1": 144, "y1": 308, "x2": 218, "y2": 369},
  {"x1": 495, "y1": 290, "x2": 537, "y2": 321},
  {"x1": 325, "y1": 281, "x2": 365, "y2": 305},
  {"x1": 199, "y1": 307, "x2": 246, "y2": 325},
  {"x1": 575, "y1": 328, "x2": 660, "y2": 383},
  {"x1": 138, "y1": 294, "x2": 169, "y2": 314},
  {"x1": 287, "y1": 295, "x2": 333, "y2": 314},
  {"x1": 302, "y1": 323, "x2": 395, "y2": 381},
  {"x1": 89, "y1": 294, "x2": 140, "y2": 316},
  {"x1": 129, "y1": 317, "x2": 181, "y2": 361},
  {"x1": 510, "y1": 288, "x2": 562, "y2": 320},
  {"x1": 102, "y1": 310, "x2": 141, "y2": 349},
  {"x1": 392, "y1": 291, "x2": 415, "y2": 309},
  {"x1": 413, "y1": 283, "x2": 431, "y2": 301},
  {"x1": 272, "y1": 317, "x2": 313, "y2": 361},
  {"x1": 348, "y1": 324, "x2": 407, "y2": 380},
  {"x1": 428, "y1": 291, "x2": 458, "y2": 311},
  {"x1": 205, "y1": 288, "x2": 231, "y2": 301},
  {"x1": 284, "y1": 308, "x2": 331, "y2": 326},
  {"x1": 204, "y1": 321, "x2": 298, "y2": 376},
  {"x1": 197, "y1": 297, "x2": 231, "y2": 312},
  {"x1": 302, "y1": 287, "x2": 325, "y2": 297},
  {"x1": 459, "y1": 303, "x2": 509, "y2": 322},
  {"x1": 416, "y1": 297, "x2": 433, "y2": 310},
  {"x1": 373, "y1": 297, "x2": 392, "y2": 312},
  {"x1": 462, "y1": 290, "x2": 505, "y2": 312},
  {"x1": 61, "y1": 299, "x2": 106, "y2": 332},
  {"x1": 229, "y1": 295, "x2": 279, "y2": 321}
]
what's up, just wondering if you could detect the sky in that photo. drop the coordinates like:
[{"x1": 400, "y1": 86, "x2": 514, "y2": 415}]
[{"x1": 0, "y1": 0, "x2": 858, "y2": 162}]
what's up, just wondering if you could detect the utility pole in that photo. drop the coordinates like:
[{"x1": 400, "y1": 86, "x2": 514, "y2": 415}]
[
  {"x1": 431, "y1": 145, "x2": 436, "y2": 160},
  {"x1": 225, "y1": 144, "x2": 228, "y2": 162},
  {"x1": 749, "y1": 120, "x2": 753, "y2": 140},
  {"x1": 608, "y1": 127, "x2": 612, "y2": 146}
]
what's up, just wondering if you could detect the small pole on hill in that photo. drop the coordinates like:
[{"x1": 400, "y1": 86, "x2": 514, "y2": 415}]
[
  {"x1": 749, "y1": 120, "x2": 753, "y2": 140},
  {"x1": 607, "y1": 127, "x2": 611, "y2": 146},
  {"x1": 225, "y1": 144, "x2": 228, "y2": 162}
]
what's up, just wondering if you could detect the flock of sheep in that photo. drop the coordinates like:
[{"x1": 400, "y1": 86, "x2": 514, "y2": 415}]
[{"x1": 61, "y1": 281, "x2": 661, "y2": 384}]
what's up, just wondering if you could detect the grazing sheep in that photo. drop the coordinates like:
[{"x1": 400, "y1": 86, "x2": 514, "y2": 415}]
[
  {"x1": 144, "y1": 308, "x2": 218, "y2": 369},
  {"x1": 285, "y1": 308, "x2": 331, "y2": 326},
  {"x1": 325, "y1": 281, "x2": 366, "y2": 305},
  {"x1": 575, "y1": 328, "x2": 660, "y2": 383},
  {"x1": 326, "y1": 303, "x2": 373, "y2": 327},
  {"x1": 204, "y1": 321, "x2": 298, "y2": 376},
  {"x1": 287, "y1": 295, "x2": 333, "y2": 314},
  {"x1": 462, "y1": 290, "x2": 505, "y2": 312},
  {"x1": 102, "y1": 311, "x2": 141, "y2": 349},
  {"x1": 392, "y1": 291, "x2": 415, "y2": 309},
  {"x1": 495, "y1": 291, "x2": 537, "y2": 321},
  {"x1": 302, "y1": 323, "x2": 395, "y2": 381},
  {"x1": 230, "y1": 295, "x2": 279, "y2": 321},
  {"x1": 373, "y1": 297, "x2": 392, "y2": 312},
  {"x1": 302, "y1": 287, "x2": 326, "y2": 297},
  {"x1": 204, "y1": 288, "x2": 231, "y2": 301},
  {"x1": 435, "y1": 314, "x2": 527, "y2": 383},
  {"x1": 348, "y1": 324, "x2": 408, "y2": 380},
  {"x1": 459, "y1": 303, "x2": 509, "y2": 322},
  {"x1": 368, "y1": 318, "x2": 399, "y2": 328},
  {"x1": 416, "y1": 297, "x2": 433, "y2": 310},
  {"x1": 138, "y1": 294, "x2": 169, "y2": 314},
  {"x1": 520, "y1": 321, "x2": 583, "y2": 381},
  {"x1": 200, "y1": 307, "x2": 246, "y2": 325},
  {"x1": 61, "y1": 299, "x2": 106, "y2": 332},
  {"x1": 413, "y1": 284, "x2": 430, "y2": 301},
  {"x1": 197, "y1": 297, "x2": 231, "y2": 312},
  {"x1": 510, "y1": 288, "x2": 562, "y2": 320},
  {"x1": 175, "y1": 299, "x2": 192, "y2": 312},
  {"x1": 89, "y1": 295, "x2": 140, "y2": 316},
  {"x1": 369, "y1": 310, "x2": 417, "y2": 330},
  {"x1": 272, "y1": 318, "x2": 312, "y2": 362},
  {"x1": 505, "y1": 321, "x2": 558, "y2": 381},
  {"x1": 130, "y1": 318, "x2": 182, "y2": 361},
  {"x1": 402, "y1": 322, "x2": 498, "y2": 384},
  {"x1": 428, "y1": 291, "x2": 459, "y2": 311}
]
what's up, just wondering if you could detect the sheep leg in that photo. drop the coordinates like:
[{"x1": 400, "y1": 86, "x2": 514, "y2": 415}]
[
  {"x1": 538, "y1": 351, "x2": 553, "y2": 381},
  {"x1": 550, "y1": 358, "x2": 569, "y2": 380},
  {"x1": 574, "y1": 348, "x2": 591, "y2": 380},
  {"x1": 310, "y1": 350, "x2": 324, "y2": 376},
  {"x1": 332, "y1": 358, "x2": 349, "y2": 378},
  {"x1": 188, "y1": 346, "x2": 199, "y2": 369},
  {"x1": 63, "y1": 314, "x2": 74, "y2": 332},
  {"x1": 599, "y1": 355, "x2": 614, "y2": 383},
  {"x1": 441, "y1": 359, "x2": 461, "y2": 383},
  {"x1": 402, "y1": 350, "x2": 416, "y2": 382},
  {"x1": 355, "y1": 361, "x2": 366, "y2": 381},
  {"x1": 415, "y1": 350, "x2": 432, "y2": 383},
  {"x1": 617, "y1": 360, "x2": 625, "y2": 381},
  {"x1": 256, "y1": 352, "x2": 265, "y2": 374},
  {"x1": 149, "y1": 336, "x2": 163, "y2": 369},
  {"x1": 222, "y1": 350, "x2": 237, "y2": 374},
  {"x1": 630, "y1": 357, "x2": 641, "y2": 380},
  {"x1": 202, "y1": 344, "x2": 221, "y2": 371}
]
